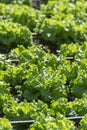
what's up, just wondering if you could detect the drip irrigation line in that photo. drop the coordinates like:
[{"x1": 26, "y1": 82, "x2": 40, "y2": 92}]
[
  {"x1": 6, "y1": 57, "x2": 74, "y2": 63},
  {"x1": 6, "y1": 59, "x2": 19, "y2": 62},
  {"x1": 67, "y1": 116, "x2": 83, "y2": 120},
  {"x1": 5, "y1": 57, "x2": 74, "y2": 65},
  {"x1": 10, "y1": 120, "x2": 34, "y2": 125},
  {"x1": 6, "y1": 59, "x2": 19, "y2": 65},
  {"x1": 6, "y1": 59, "x2": 19, "y2": 63},
  {"x1": 0, "y1": 16, "x2": 6, "y2": 19},
  {"x1": 10, "y1": 116, "x2": 83, "y2": 125},
  {"x1": 65, "y1": 57, "x2": 74, "y2": 60}
]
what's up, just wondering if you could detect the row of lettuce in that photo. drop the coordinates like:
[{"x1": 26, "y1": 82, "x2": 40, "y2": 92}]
[
  {"x1": 0, "y1": 0, "x2": 87, "y2": 52},
  {"x1": 0, "y1": 43, "x2": 87, "y2": 129},
  {"x1": 0, "y1": 0, "x2": 87, "y2": 129}
]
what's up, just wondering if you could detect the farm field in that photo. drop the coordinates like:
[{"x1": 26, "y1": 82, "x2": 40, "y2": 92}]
[{"x1": 0, "y1": 0, "x2": 87, "y2": 129}]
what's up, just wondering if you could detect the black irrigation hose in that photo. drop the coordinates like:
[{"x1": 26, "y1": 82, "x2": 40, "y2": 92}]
[
  {"x1": 65, "y1": 57, "x2": 74, "y2": 60},
  {"x1": 10, "y1": 120, "x2": 34, "y2": 125},
  {"x1": 0, "y1": 15, "x2": 6, "y2": 19},
  {"x1": 5, "y1": 57, "x2": 74, "y2": 65},
  {"x1": 6, "y1": 59, "x2": 19, "y2": 64},
  {"x1": 67, "y1": 116, "x2": 83, "y2": 121},
  {"x1": 10, "y1": 116, "x2": 84, "y2": 129},
  {"x1": 10, "y1": 120, "x2": 35, "y2": 129},
  {"x1": 9, "y1": 57, "x2": 74, "y2": 62},
  {"x1": 10, "y1": 116, "x2": 83, "y2": 125}
]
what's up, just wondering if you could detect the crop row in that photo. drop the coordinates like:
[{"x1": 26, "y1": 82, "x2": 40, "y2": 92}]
[
  {"x1": 0, "y1": 0, "x2": 87, "y2": 52},
  {"x1": 0, "y1": 0, "x2": 87, "y2": 130},
  {"x1": 0, "y1": 43, "x2": 87, "y2": 129}
]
